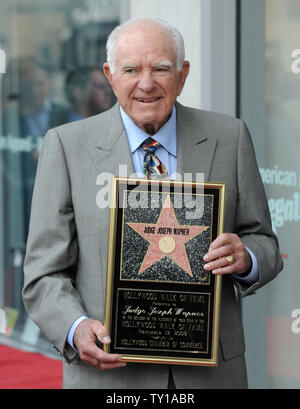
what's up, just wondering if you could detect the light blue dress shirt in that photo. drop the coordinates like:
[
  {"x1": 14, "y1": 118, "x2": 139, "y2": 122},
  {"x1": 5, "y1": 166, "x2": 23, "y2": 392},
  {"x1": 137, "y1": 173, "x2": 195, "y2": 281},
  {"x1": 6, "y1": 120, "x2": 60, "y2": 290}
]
[
  {"x1": 67, "y1": 105, "x2": 259, "y2": 350},
  {"x1": 120, "y1": 105, "x2": 178, "y2": 178}
]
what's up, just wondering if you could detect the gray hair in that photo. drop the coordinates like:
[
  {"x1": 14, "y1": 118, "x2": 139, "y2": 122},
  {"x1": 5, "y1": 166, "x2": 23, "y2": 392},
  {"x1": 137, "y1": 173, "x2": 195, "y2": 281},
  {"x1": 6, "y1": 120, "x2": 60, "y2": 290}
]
[{"x1": 106, "y1": 18, "x2": 186, "y2": 74}]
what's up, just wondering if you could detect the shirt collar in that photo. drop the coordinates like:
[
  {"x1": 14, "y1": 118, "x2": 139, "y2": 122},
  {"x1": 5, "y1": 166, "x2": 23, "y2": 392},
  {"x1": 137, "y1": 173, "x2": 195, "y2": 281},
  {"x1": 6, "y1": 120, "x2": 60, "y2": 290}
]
[{"x1": 120, "y1": 105, "x2": 177, "y2": 157}]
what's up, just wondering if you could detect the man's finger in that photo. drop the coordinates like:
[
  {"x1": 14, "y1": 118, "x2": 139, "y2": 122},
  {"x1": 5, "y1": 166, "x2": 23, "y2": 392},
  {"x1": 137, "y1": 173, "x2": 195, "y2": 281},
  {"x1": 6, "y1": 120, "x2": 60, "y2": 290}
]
[
  {"x1": 97, "y1": 361, "x2": 127, "y2": 371},
  {"x1": 79, "y1": 338, "x2": 125, "y2": 367},
  {"x1": 82, "y1": 353, "x2": 126, "y2": 370},
  {"x1": 208, "y1": 233, "x2": 233, "y2": 250},
  {"x1": 204, "y1": 255, "x2": 235, "y2": 271},
  {"x1": 93, "y1": 321, "x2": 112, "y2": 345},
  {"x1": 203, "y1": 244, "x2": 232, "y2": 263}
]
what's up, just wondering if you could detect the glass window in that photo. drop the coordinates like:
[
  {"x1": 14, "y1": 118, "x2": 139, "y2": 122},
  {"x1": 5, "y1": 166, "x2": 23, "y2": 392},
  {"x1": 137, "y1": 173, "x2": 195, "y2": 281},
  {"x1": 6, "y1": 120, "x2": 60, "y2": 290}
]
[
  {"x1": 0, "y1": 0, "x2": 120, "y2": 355},
  {"x1": 240, "y1": 0, "x2": 300, "y2": 388}
]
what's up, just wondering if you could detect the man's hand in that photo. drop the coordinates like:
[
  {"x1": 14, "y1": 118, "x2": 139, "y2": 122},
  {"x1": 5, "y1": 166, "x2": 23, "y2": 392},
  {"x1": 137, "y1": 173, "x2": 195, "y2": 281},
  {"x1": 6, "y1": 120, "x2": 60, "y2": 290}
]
[
  {"x1": 203, "y1": 233, "x2": 252, "y2": 276},
  {"x1": 73, "y1": 318, "x2": 126, "y2": 370}
]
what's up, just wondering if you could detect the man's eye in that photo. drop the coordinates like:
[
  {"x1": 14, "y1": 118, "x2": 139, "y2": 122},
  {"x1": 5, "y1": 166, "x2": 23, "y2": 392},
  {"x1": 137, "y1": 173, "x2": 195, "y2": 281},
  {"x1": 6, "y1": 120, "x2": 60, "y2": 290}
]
[
  {"x1": 125, "y1": 68, "x2": 136, "y2": 74},
  {"x1": 155, "y1": 67, "x2": 170, "y2": 73}
]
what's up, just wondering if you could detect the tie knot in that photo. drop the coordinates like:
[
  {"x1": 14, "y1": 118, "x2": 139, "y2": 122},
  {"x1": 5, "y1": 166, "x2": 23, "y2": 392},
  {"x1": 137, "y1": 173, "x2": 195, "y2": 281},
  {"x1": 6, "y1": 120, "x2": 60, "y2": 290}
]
[{"x1": 141, "y1": 137, "x2": 161, "y2": 153}]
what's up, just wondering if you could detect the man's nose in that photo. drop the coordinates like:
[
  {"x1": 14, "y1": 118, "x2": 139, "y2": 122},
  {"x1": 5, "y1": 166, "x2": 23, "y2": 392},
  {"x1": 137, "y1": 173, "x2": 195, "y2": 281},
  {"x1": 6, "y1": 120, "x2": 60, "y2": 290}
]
[{"x1": 138, "y1": 71, "x2": 155, "y2": 92}]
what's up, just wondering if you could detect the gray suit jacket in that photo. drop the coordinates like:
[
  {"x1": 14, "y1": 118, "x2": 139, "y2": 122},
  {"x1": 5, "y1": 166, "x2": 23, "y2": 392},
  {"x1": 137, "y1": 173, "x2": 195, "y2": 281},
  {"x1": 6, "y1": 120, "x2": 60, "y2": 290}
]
[{"x1": 23, "y1": 102, "x2": 283, "y2": 389}]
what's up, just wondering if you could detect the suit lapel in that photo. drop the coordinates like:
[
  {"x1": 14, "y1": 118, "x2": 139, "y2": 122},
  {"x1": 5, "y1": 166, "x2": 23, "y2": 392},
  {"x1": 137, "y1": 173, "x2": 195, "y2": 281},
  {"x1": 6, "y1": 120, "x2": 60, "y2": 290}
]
[
  {"x1": 87, "y1": 104, "x2": 135, "y2": 177},
  {"x1": 176, "y1": 102, "x2": 218, "y2": 182},
  {"x1": 87, "y1": 102, "x2": 218, "y2": 181}
]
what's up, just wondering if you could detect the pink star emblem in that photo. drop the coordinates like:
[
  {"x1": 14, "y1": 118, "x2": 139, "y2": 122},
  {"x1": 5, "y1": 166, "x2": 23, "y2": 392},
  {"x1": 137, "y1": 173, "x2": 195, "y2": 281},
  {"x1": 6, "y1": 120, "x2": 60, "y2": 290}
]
[{"x1": 127, "y1": 195, "x2": 209, "y2": 277}]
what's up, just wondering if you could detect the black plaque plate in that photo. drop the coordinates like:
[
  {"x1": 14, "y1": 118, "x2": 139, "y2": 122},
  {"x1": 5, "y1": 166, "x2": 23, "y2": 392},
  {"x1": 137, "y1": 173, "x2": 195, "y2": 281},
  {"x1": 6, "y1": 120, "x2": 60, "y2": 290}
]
[{"x1": 104, "y1": 177, "x2": 225, "y2": 366}]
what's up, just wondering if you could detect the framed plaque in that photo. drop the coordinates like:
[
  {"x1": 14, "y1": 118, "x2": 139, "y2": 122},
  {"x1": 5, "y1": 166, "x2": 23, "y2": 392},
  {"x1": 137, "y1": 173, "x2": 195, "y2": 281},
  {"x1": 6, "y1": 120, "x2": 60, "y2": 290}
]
[{"x1": 104, "y1": 177, "x2": 225, "y2": 366}]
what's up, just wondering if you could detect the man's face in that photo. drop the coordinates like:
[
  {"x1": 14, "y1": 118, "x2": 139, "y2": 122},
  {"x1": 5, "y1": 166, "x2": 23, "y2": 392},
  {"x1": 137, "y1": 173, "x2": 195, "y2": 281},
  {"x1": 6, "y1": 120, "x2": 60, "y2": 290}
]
[
  {"x1": 89, "y1": 69, "x2": 113, "y2": 112},
  {"x1": 104, "y1": 25, "x2": 190, "y2": 134},
  {"x1": 31, "y1": 69, "x2": 50, "y2": 109},
  {"x1": 21, "y1": 67, "x2": 50, "y2": 112}
]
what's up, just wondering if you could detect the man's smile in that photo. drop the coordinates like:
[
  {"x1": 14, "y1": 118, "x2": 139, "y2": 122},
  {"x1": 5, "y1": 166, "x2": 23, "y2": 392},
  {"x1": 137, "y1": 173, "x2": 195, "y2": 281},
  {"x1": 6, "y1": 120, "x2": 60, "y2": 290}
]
[{"x1": 134, "y1": 97, "x2": 162, "y2": 103}]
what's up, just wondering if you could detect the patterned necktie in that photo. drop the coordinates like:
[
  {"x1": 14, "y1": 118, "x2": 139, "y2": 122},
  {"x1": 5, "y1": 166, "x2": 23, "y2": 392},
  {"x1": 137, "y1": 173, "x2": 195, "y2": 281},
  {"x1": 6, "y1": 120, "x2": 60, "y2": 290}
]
[{"x1": 141, "y1": 137, "x2": 168, "y2": 178}]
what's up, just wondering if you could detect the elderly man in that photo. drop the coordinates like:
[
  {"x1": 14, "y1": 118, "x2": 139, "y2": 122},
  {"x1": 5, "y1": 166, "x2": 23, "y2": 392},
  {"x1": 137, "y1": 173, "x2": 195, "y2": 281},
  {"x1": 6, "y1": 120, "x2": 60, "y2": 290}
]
[{"x1": 23, "y1": 18, "x2": 283, "y2": 389}]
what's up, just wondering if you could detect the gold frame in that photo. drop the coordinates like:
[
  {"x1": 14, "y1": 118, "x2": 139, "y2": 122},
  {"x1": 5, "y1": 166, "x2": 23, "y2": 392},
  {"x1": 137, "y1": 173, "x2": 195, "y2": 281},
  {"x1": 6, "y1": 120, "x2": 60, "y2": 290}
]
[{"x1": 104, "y1": 177, "x2": 225, "y2": 367}]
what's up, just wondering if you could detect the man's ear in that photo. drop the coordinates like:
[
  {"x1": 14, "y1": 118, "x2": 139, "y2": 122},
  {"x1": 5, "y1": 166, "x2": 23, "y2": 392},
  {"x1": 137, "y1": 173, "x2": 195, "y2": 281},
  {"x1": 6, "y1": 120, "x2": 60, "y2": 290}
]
[
  {"x1": 103, "y1": 63, "x2": 113, "y2": 86},
  {"x1": 177, "y1": 60, "x2": 190, "y2": 96}
]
